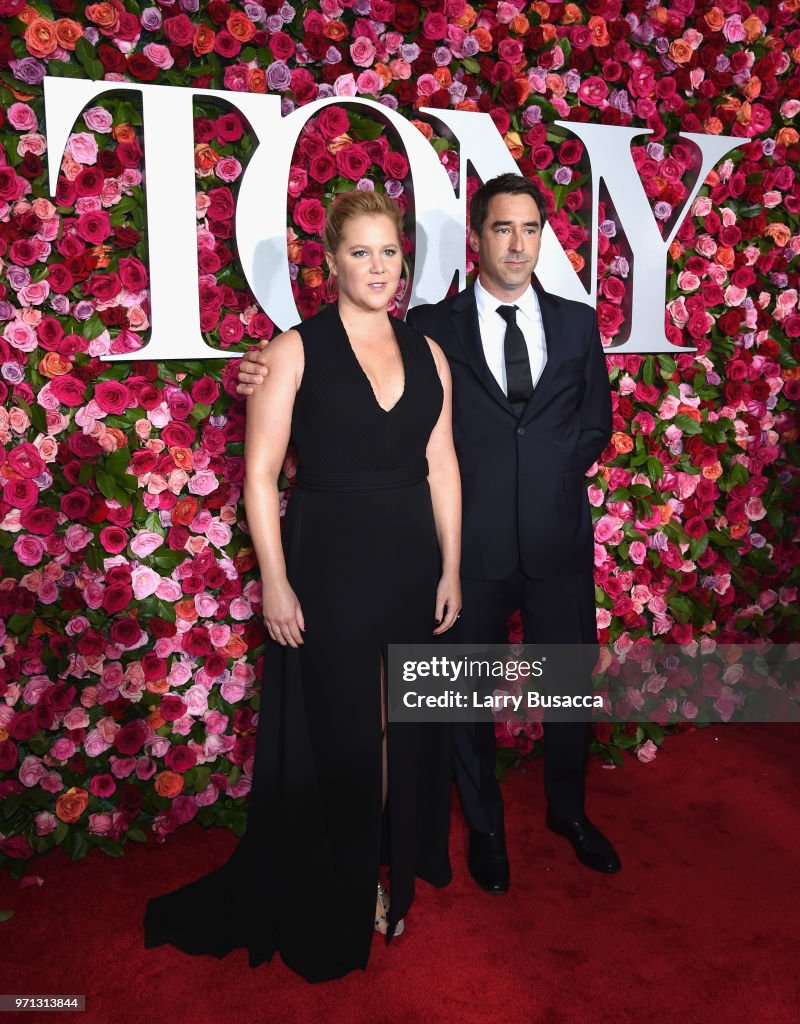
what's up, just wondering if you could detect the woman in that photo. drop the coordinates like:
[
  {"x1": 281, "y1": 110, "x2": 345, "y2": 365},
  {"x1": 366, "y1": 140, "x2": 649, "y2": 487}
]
[{"x1": 143, "y1": 190, "x2": 462, "y2": 983}]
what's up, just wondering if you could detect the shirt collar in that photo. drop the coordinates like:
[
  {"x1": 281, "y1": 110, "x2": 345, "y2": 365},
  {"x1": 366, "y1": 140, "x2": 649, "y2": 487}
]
[{"x1": 474, "y1": 276, "x2": 539, "y2": 324}]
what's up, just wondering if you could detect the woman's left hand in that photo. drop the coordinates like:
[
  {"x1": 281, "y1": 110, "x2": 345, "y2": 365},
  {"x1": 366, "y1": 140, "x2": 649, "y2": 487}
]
[{"x1": 433, "y1": 572, "x2": 462, "y2": 635}]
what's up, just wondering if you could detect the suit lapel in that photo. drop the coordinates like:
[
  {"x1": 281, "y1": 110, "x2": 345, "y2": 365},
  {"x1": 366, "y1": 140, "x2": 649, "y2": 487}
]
[{"x1": 450, "y1": 285, "x2": 514, "y2": 415}]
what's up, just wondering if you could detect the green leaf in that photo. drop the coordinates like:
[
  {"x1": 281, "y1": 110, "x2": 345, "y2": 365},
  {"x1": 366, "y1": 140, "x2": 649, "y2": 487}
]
[
  {"x1": 643, "y1": 356, "x2": 655, "y2": 387},
  {"x1": 646, "y1": 456, "x2": 664, "y2": 482},
  {"x1": 7, "y1": 614, "x2": 34, "y2": 635},
  {"x1": 673, "y1": 413, "x2": 703, "y2": 435},
  {"x1": 126, "y1": 827, "x2": 147, "y2": 843},
  {"x1": 0, "y1": 910, "x2": 15, "y2": 923}
]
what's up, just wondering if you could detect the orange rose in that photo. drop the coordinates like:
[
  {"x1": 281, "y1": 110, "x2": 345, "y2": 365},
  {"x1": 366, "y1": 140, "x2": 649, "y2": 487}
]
[
  {"x1": 226, "y1": 11, "x2": 256, "y2": 43},
  {"x1": 39, "y1": 352, "x2": 72, "y2": 378},
  {"x1": 301, "y1": 268, "x2": 324, "y2": 288},
  {"x1": 668, "y1": 39, "x2": 693, "y2": 64},
  {"x1": 324, "y1": 20, "x2": 348, "y2": 41},
  {"x1": 147, "y1": 709, "x2": 165, "y2": 729},
  {"x1": 702, "y1": 462, "x2": 723, "y2": 480},
  {"x1": 561, "y1": 3, "x2": 584, "y2": 23},
  {"x1": 567, "y1": 250, "x2": 585, "y2": 273},
  {"x1": 169, "y1": 446, "x2": 194, "y2": 471},
  {"x1": 193, "y1": 24, "x2": 216, "y2": 56},
  {"x1": 286, "y1": 238, "x2": 303, "y2": 264},
  {"x1": 410, "y1": 119, "x2": 433, "y2": 141},
  {"x1": 742, "y1": 14, "x2": 764, "y2": 42},
  {"x1": 56, "y1": 787, "x2": 89, "y2": 824},
  {"x1": 677, "y1": 404, "x2": 702, "y2": 421},
  {"x1": 373, "y1": 62, "x2": 393, "y2": 88},
  {"x1": 589, "y1": 16, "x2": 610, "y2": 47},
  {"x1": 327, "y1": 132, "x2": 353, "y2": 154},
  {"x1": 504, "y1": 131, "x2": 524, "y2": 160},
  {"x1": 175, "y1": 598, "x2": 199, "y2": 623},
  {"x1": 702, "y1": 116, "x2": 724, "y2": 135},
  {"x1": 532, "y1": 1, "x2": 551, "y2": 16},
  {"x1": 55, "y1": 18, "x2": 83, "y2": 50},
  {"x1": 146, "y1": 678, "x2": 170, "y2": 696},
  {"x1": 742, "y1": 76, "x2": 761, "y2": 100},
  {"x1": 113, "y1": 123, "x2": 136, "y2": 144},
  {"x1": 764, "y1": 224, "x2": 790, "y2": 247},
  {"x1": 776, "y1": 127, "x2": 799, "y2": 146},
  {"x1": 24, "y1": 17, "x2": 58, "y2": 58},
  {"x1": 541, "y1": 23, "x2": 557, "y2": 42},
  {"x1": 704, "y1": 7, "x2": 724, "y2": 30},
  {"x1": 657, "y1": 504, "x2": 673, "y2": 525},
  {"x1": 611, "y1": 431, "x2": 634, "y2": 454},
  {"x1": 729, "y1": 523, "x2": 749, "y2": 539},
  {"x1": 248, "y1": 68, "x2": 266, "y2": 93},
  {"x1": 510, "y1": 13, "x2": 529, "y2": 34},
  {"x1": 85, "y1": 3, "x2": 119, "y2": 32},
  {"x1": 104, "y1": 428, "x2": 127, "y2": 450},
  {"x1": 221, "y1": 635, "x2": 248, "y2": 659},
  {"x1": 173, "y1": 496, "x2": 200, "y2": 526},
  {"x1": 154, "y1": 771, "x2": 184, "y2": 799},
  {"x1": 434, "y1": 67, "x2": 452, "y2": 89},
  {"x1": 454, "y1": 5, "x2": 478, "y2": 29},
  {"x1": 195, "y1": 144, "x2": 220, "y2": 174},
  {"x1": 512, "y1": 77, "x2": 532, "y2": 104},
  {"x1": 472, "y1": 27, "x2": 493, "y2": 51},
  {"x1": 454, "y1": 100, "x2": 480, "y2": 112}
]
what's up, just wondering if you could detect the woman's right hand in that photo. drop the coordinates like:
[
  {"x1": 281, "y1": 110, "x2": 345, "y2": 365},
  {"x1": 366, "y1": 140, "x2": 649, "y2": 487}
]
[{"x1": 264, "y1": 580, "x2": 305, "y2": 647}]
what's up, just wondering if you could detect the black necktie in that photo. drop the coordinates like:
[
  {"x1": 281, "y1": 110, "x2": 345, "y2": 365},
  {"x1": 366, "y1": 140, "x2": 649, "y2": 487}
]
[{"x1": 496, "y1": 305, "x2": 533, "y2": 417}]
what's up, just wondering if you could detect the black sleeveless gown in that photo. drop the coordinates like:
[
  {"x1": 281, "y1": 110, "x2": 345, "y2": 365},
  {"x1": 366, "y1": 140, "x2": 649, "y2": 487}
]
[{"x1": 143, "y1": 303, "x2": 452, "y2": 983}]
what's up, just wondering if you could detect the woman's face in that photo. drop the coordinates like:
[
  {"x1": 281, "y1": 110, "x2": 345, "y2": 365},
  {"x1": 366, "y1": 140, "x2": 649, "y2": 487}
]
[{"x1": 327, "y1": 213, "x2": 403, "y2": 311}]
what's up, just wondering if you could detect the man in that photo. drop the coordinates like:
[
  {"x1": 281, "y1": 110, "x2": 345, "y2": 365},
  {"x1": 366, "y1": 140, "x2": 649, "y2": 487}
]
[{"x1": 237, "y1": 172, "x2": 621, "y2": 893}]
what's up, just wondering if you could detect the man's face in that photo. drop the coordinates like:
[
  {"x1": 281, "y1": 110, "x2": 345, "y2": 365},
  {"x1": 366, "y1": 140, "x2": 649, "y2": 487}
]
[{"x1": 469, "y1": 192, "x2": 543, "y2": 300}]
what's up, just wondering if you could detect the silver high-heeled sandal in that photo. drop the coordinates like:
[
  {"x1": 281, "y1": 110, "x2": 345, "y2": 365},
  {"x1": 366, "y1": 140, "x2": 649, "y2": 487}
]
[{"x1": 375, "y1": 882, "x2": 404, "y2": 936}]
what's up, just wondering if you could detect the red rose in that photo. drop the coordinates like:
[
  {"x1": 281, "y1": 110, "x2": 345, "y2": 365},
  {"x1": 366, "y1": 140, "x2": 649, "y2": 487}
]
[
  {"x1": 684, "y1": 517, "x2": 707, "y2": 539},
  {"x1": 392, "y1": 2, "x2": 419, "y2": 32},
  {"x1": 216, "y1": 112, "x2": 244, "y2": 143},
  {"x1": 77, "y1": 630, "x2": 106, "y2": 656},
  {"x1": 308, "y1": 153, "x2": 336, "y2": 183},
  {"x1": 182, "y1": 626, "x2": 213, "y2": 656},
  {"x1": 89, "y1": 775, "x2": 117, "y2": 798},
  {"x1": 160, "y1": 696, "x2": 187, "y2": 721},
  {"x1": 115, "y1": 720, "x2": 148, "y2": 756},
  {"x1": 103, "y1": 583, "x2": 133, "y2": 614},
  {"x1": 294, "y1": 197, "x2": 325, "y2": 234},
  {"x1": 383, "y1": 151, "x2": 409, "y2": 179},
  {"x1": 190, "y1": 377, "x2": 220, "y2": 404},
  {"x1": 165, "y1": 745, "x2": 197, "y2": 772},
  {"x1": 269, "y1": 30, "x2": 294, "y2": 60},
  {"x1": 60, "y1": 487, "x2": 91, "y2": 518},
  {"x1": 207, "y1": 187, "x2": 234, "y2": 220},
  {"x1": 110, "y1": 617, "x2": 142, "y2": 647},
  {"x1": 141, "y1": 654, "x2": 168, "y2": 682},
  {"x1": 596, "y1": 301, "x2": 625, "y2": 336},
  {"x1": 204, "y1": 653, "x2": 227, "y2": 678},
  {"x1": 47, "y1": 264, "x2": 74, "y2": 293},
  {"x1": 76, "y1": 211, "x2": 111, "y2": 245},
  {"x1": 214, "y1": 29, "x2": 240, "y2": 58},
  {"x1": 75, "y1": 166, "x2": 104, "y2": 197},
  {"x1": 164, "y1": 12, "x2": 194, "y2": 46},
  {"x1": 87, "y1": 273, "x2": 121, "y2": 301},
  {"x1": 335, "y1": 144, "x2": 370, "y2": 181},
  {"x1": 290, "y1": 68, "x2": 316, "y2": 103},
  {"x1": 97, "y1": 43, "x2": 125, "y2": 74},
  {"x1": 318, "y1": 106, "x2": 350, "y2": 140},
  {"x1": 19, "y1": 506, "x2": 58, "y2": 535},
  {"x1": 127, "y1": 54, "x2": 158, "y2": 81},
  {"x1": 118, "y1": 257, "x2": 148, "y2": 291},
  {"x1": 8, "y1": 443, "x2": 44, "y2": 479},
  {"x1": 94, "y1": 380, "x2": 131, "y2": 414},
  {"x1": 100, "y1": 525, "x2": 128, "y2": 554},
  {"x1": 422, "y1": 11, "x2": 447, "y2": 39}
]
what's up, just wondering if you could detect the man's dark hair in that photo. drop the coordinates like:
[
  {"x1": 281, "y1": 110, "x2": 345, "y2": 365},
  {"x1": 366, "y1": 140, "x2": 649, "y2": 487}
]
[{"x1": 469, "y1": 173, "x2": 548, "y2": 236}]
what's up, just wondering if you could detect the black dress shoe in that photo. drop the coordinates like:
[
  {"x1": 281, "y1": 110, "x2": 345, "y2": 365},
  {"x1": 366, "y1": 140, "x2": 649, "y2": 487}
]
[
  {"x1": 546, "y1": 807, "x2": 622, "y2": 873},
  {"x1": 467, "y1": 828, "x2": 510, "y2": 893}
]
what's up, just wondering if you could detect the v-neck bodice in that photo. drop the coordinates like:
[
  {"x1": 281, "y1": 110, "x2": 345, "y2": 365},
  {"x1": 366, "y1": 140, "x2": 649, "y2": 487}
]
[{"x1": 289, "y1": 303, "x2": 443, "y2": 479}]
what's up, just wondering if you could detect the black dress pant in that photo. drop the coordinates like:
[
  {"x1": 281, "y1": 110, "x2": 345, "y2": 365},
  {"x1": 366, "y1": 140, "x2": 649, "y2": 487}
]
[{"x1": 451, "y1": 565, "x2": 597, "y2": 832}]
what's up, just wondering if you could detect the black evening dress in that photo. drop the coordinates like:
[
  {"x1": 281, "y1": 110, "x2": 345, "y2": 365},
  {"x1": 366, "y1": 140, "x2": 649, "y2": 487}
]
[{"x1": 143, "y1": 303, "x2": 452, "y2": 983}]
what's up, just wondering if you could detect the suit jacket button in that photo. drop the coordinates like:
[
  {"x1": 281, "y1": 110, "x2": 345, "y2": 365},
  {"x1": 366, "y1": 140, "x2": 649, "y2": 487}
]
[{"x1": 516, "y1": 426, "x2": 525, "y2": 436}]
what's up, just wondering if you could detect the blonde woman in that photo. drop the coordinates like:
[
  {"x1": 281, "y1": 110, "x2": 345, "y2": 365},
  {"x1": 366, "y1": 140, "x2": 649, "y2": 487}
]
[{"x1": 144, "y1": 191, "x2": 461, "y2": 983}]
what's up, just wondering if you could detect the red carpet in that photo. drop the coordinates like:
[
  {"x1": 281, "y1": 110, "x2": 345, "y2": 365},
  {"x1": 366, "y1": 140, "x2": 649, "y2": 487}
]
[{"x1": 2, "y1": 724, "x2": 798, "y2": 1024}]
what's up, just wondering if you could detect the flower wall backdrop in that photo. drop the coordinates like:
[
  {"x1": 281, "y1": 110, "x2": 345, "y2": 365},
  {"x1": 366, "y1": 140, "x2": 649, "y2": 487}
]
[{"x1": 0, "y1": 0, "x2": 797, "y2": 869}]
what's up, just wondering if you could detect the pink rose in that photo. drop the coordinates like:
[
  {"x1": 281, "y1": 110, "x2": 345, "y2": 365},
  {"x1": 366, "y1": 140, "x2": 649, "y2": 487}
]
[
  {"x1": 636, "y1": 739, "x2": 658, "y2": 763},
  {"x1": 350, "y1": 37, "x2": 376, "y2": 67},
  {"x1": 14, "y1": 535, "x2": 45, "y2": 567},
  {"x1": 130, "y1": 531, "x2": 163, "y2": 557},
  {"x1": 577, "y1": 77, "x2": 609, "y2": 107},
  {"x1": 66, "y1": 132, "x2": 99, "y2": 165}
]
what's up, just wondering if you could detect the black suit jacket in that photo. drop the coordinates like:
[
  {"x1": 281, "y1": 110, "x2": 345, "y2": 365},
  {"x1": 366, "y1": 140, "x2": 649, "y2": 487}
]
[{"x1": 406, "y1": 282, "x2": 612, "y2": 581}]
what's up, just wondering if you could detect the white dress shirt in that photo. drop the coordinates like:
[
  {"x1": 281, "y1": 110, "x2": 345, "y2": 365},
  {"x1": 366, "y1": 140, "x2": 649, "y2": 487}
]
[{"x1": 474, "y1": 277, "x2": 547, "y2": 394}]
